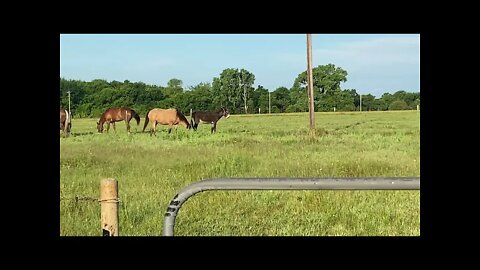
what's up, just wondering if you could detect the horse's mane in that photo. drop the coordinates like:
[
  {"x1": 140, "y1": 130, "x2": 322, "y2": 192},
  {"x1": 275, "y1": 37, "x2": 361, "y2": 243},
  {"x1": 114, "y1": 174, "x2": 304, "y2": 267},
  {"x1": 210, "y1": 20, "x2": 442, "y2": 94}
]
[{"x1": 176, "y1": 109, "x2": 189, "y2": 124}]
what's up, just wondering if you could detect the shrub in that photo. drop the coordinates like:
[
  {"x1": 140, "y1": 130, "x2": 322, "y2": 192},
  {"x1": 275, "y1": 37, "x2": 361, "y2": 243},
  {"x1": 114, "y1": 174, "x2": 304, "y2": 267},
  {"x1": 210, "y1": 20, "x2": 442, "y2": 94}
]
[{"x1": 388, "y1": 100, "x2": 409, "y2": 110}]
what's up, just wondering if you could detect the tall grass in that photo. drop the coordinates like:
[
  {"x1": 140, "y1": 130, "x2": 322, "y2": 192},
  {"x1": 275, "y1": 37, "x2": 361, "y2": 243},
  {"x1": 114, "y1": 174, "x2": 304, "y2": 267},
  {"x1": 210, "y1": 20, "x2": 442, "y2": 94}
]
[{"x1": 60, "y1": 111, "x2": 420, "y2": 236}]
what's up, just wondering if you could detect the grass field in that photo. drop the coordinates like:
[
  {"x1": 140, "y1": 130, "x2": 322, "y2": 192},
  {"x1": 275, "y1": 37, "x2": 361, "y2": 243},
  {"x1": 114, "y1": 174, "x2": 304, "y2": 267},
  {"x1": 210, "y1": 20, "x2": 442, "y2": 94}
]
[{"x1": 60, "y1": 110, "x2": 420, "y2": 236}]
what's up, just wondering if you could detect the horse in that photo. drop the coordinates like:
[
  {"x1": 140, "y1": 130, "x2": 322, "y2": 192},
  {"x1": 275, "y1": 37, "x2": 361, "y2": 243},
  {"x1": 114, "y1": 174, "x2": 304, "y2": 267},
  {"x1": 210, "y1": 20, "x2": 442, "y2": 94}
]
[
  {"x1": 142, "y1": 108, "x2": 191, "y2": 136},
  {"x1": 191, "y1": 107, "x2": 230, "y2": 134},
  {"x1": 97, "y1": 107, "x2": 140, "y2": 133},
  {"x1": 60, "y1": 107, "x2": 72, "y2": 137}
]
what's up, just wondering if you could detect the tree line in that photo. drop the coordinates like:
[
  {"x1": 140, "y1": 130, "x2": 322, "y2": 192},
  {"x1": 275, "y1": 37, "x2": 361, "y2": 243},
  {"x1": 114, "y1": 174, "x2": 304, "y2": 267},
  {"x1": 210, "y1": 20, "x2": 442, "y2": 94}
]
[{"x1": 60, "y1": 64, "x2": 420, "y2": 118}]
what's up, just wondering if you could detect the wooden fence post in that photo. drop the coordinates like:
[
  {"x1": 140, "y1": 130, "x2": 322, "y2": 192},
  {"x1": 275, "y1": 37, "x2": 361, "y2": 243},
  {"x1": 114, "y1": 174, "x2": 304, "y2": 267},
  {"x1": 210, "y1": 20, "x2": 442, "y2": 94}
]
[{"x1": 100, "y1": 178, "x2": 119, "y2": 236}]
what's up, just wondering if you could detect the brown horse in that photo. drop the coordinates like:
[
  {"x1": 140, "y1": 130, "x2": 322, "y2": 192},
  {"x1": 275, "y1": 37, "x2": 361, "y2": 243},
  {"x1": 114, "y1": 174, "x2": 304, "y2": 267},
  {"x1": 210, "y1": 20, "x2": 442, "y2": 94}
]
[
  {"x1": 97, "y1": 107, "x2": 140, "y2": 133},
  {"x1": 60, "y1": 107, "x2": 71, "y2": 137},
  {"x1": 191, "y1": 107, "x2": 230, "y2": 133},
  {"x1": 142, "y1": 108, "x2": 191, "y2": 136}
]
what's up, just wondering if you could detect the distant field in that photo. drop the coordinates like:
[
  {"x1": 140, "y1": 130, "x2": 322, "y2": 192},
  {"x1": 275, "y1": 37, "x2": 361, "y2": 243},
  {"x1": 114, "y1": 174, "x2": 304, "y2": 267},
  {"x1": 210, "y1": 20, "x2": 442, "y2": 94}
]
[{"x1": 60, "y1": 111, "x2": 420, "y2": 236}]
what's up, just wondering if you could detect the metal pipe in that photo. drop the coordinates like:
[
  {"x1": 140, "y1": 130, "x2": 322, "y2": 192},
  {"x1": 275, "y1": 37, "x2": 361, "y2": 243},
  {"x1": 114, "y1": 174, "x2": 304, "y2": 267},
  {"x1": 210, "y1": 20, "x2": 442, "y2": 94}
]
[{"x1": 163, "y1": 177, "x2": 420, "y2": 236}]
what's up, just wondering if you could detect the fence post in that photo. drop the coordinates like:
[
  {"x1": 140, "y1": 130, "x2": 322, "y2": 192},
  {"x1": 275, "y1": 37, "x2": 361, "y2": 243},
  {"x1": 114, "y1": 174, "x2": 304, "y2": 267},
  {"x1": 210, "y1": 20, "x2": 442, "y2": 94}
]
[{"x1": 100, "y1": 178, "x2": 119, "y2": 236}]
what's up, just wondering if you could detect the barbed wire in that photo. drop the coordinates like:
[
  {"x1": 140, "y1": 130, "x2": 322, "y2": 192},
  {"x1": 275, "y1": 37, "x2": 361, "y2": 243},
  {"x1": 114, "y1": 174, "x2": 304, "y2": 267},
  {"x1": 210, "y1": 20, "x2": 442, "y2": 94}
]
[
  {"x1": 60, "y1": 196, "x2": 98, "y2": 202},
  {"x1": 60, "y1": 196, "x2": 121, "y2": 203}
]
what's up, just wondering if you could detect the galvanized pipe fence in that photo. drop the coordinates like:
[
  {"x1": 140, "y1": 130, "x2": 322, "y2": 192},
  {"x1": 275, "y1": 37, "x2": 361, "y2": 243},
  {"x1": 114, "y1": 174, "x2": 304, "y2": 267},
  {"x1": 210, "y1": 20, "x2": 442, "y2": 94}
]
[{"x1": 163, "y1": 177, "x2": 420, "y2": 236}]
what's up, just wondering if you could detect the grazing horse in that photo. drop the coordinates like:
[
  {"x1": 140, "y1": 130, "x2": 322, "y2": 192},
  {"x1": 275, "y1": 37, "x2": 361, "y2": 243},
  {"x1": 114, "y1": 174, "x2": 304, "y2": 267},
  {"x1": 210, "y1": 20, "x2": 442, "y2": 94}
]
[
  {"x1": 191, "y1": 107, "x2": 230, "y2": 133},
  {"x1": 142, "y1": 108, "x2": 191, "y2": 136},
  {"x1": 60, "y1": 107, "x2": 71, "y2": 137},
  {"x1": 97, "y1": 107, "x2": 140, "y2": 133}
]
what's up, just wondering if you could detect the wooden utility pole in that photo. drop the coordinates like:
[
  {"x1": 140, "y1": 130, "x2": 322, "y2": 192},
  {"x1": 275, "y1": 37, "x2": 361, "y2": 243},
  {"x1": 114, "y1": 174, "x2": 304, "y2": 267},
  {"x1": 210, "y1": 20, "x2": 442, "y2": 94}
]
[
  {"x1": 100, "y1": 178, "x2": 119, "y2": 236},
  {"x1": 360, "y1": 94, "x2": 362, "y2": 112},
  {"x1": 306, "y1": 34, "x2": 315, "y2": 129},
  {"x1": 67, "y1": 91, "x2": 71, "y2": 113},
  {"x1": 268, "y1": 92, "x2": 271, "y2": 114}
]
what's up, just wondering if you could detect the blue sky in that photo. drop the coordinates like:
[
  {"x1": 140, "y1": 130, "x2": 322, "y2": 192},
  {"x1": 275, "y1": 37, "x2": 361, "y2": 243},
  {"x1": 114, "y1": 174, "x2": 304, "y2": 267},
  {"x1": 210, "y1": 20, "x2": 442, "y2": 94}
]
[{"x1": 60, "y1": 34, "x2": 420, "y2": 97}]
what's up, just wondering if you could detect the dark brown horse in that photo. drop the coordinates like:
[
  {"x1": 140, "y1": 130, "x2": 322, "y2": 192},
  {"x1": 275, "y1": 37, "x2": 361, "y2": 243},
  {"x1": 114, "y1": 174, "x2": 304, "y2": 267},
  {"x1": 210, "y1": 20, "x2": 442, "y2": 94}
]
[
  {"x1": 191, "y1": 107, "x2": 230, "y2": 133},
  {"x1": 142, "y1": 108, "x2": 191, "y2": 136},
  {"x1": 97, "y1": 107, "x2": 140, "y2": 133},
  {"x1": 60, "y1": 107, "x2": 71, "y2": 137}
]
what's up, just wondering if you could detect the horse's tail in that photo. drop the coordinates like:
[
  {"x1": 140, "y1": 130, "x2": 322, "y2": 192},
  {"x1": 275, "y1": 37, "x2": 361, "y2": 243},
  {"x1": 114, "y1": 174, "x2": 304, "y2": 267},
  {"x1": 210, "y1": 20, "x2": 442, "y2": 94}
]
[
  {"x1": 142, "y1": 112, "x2": 150, "y2": 132},
  {"x1": 131, "y1": 109, "x2": 140, "y2": 126},
  {"x1": 64, "y1": 110, "x2": 71, "y2": 135}
]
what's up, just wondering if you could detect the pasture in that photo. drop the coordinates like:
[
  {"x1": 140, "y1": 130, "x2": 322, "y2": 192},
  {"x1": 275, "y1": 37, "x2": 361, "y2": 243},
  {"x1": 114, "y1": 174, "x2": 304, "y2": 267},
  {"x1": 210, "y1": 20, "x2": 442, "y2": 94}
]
[{"x1": 60, "y1": 110, "x2": 420, "y2": 236}]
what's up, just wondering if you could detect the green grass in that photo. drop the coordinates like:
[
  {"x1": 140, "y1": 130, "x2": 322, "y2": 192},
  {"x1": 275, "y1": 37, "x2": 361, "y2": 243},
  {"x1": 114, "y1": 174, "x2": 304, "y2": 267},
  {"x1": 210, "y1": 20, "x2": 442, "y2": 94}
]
[{"x1": 60, "y1": 110, "x2": 420, "y2": 236}]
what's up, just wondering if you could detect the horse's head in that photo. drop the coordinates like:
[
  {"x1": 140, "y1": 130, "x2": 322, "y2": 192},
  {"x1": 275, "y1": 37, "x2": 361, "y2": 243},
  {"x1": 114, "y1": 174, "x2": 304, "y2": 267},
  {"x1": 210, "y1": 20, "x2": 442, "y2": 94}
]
[
  {"x1": 97, "y1": 121, "x2": 104, "y2": 133},
  {"x1": 222, "y1": 107, "x2": 230, "y2": 119}
]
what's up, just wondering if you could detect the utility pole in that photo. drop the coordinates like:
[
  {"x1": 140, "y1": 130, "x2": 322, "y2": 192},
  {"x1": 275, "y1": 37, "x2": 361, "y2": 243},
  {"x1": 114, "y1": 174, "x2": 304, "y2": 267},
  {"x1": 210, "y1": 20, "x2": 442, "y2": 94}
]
[
  {"x1": 359, "y1": 94, "x2": 362, "y2": 112},
  {"x1": 67, "y1": 91, "x2": 71, "y2": 113},
  {"x1": 306, "y1": 34, "x2": 315, "y2": 129},
  {"x1": 268, "y1": 92, "x2": 271, "y2": 114}
]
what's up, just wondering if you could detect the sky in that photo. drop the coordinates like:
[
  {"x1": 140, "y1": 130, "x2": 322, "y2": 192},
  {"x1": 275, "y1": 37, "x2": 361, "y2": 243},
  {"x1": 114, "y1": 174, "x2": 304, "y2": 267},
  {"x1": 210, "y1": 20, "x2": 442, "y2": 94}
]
[{"x1": 60, "y1": 34, "x2": 420, "y2": 97}]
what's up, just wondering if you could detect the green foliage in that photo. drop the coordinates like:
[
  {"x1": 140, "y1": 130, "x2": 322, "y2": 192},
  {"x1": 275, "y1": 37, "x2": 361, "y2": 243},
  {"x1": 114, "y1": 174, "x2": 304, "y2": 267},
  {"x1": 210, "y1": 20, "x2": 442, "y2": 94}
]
[
  {"x1": 293, "y1": 64, "x2": 348, "y2": 96},
  {"x1": 211, "y1": 68, "x2": 255, "y2": 114},
  {"x1": 388, "y1": 100, "x2": 410, "y2": 110},
  {"x1": 252, "y1": 85, "x2": 269, "y2": 114},
  {"x1": 60, "y1": 64, "x2": 419, "y2": 118},
  {"x1": 272, "y1": 87, "x2": 290, "y2": 113},
  {"x1": 360, "y1": 94, "x2": 376, "y2": 111}
]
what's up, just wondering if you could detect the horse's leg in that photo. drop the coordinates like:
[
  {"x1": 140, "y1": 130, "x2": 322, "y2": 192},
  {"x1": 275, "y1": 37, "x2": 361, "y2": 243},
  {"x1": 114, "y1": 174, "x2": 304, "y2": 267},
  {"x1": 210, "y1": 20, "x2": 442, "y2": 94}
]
[
  {"x1": 212, "y1": 122, "x2": 217, "y2": 134},
  {"x1": 61, "y1": 123, "x2": 67, "y2": 137},
  {"x1": 152, "y1": 121, "x2": 157, "y2": 136},
  {"x1": 112, "y1": 122, "x2": 116, "y2": 132},
  {"x1": 106, "y1": 121, "x2": 110, "y2": 133},
  {"x1": 168, "y1": 124, "x2": 173, "y2": 134},
  {"x1": 125, "y1": 111, "x2": 129, "y2": 133}
]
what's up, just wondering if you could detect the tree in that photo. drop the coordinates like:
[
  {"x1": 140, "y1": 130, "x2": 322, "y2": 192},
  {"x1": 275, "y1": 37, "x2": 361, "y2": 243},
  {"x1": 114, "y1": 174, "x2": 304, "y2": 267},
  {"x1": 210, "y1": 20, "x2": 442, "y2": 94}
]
[
  {"x1": 380, "y1": 93, "x2": 394, "y2": 108},
  {"x1": 59, "y1": 78, "x2": 86, "y2": 115},
  {"x1": 272, "y1": 87, "x2": 291, "y2": 113},
  {"x1": 336, "y1": 90, "x2": 356, "y2": 111},
  {"x1": 167, "y1": 78, "x2": 183, "y2": 89},
  {"x1": 252, "y1": 85, "x2": 269, "y2": 114},
  {"x1": 388, "y1": 100, "x2": 409, "y2": 110},
  {"x1": 360, "y1": 94, "x2": 375, "y2": 111},
  {"x1": 163, "y1": 78, "x2": 184, "y2": 98},
  {"x1": 292, "y1": 64, "x2": 348, "y2": 111},
  {"x1": 287, "y1": 87, "x2": 308, "y2": 112},
  {"x1": 186, "y1": 82, "x2": 215, "y2": 112},
  {"x1": 211, "y1": 68, "x2": 255, "y2": 114},
  {"x1": 238, "y1": 69, "x2": 255, "y2": 114},
  {"x1": 372, "y1": 98, "x2": 388, "y2": 111}
]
